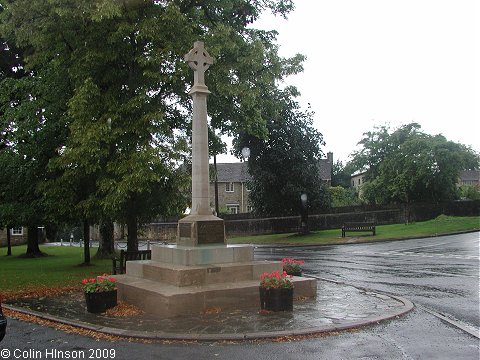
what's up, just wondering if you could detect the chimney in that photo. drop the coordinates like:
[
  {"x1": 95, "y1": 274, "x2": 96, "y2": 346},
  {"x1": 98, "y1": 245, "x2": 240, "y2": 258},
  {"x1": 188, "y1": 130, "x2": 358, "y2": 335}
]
[{"x1": 327, "y1": 152, "x2": 333, "y2": 164}]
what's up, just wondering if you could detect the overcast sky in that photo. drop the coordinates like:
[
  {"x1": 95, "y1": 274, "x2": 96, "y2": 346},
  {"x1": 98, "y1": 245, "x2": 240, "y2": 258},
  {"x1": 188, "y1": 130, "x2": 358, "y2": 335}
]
[{"x1": 215, "y1": 0, "x2": 478, "y2": 163}]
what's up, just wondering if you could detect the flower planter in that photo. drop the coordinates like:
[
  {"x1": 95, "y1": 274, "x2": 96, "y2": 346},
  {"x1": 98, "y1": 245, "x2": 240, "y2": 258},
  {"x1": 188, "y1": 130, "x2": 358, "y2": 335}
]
[
  {"x1": 259, "y1": 287, "x2": 293, "y2": 312},
  {"x1": 84, "y1": 290, "x2": 117, "y2": 313},
  {"x1": 285, "y1": 270, "x2": 302, "y2": 277}
]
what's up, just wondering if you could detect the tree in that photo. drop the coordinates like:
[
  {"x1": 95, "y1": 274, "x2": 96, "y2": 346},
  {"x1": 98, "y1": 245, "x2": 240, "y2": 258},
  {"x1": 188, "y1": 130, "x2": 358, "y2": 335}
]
[
  {"x1": 351, "y1": 123, "x2": 479, "y2": 205},
  {"x1": 1, "y1": 0, "x2": 302, "y2": 251},
  {"x1": 332, "y1": 160, "x2": 355, "y2": 188},
  {"x1": 235, "y1": 90, "x2": 331, "y2": 216},
  {"x1": 329, "y1": 186, "x2": 361, "y2": 208},
  {"x1": 460, "y1": 185, "x2": 480, "y2": 201}
]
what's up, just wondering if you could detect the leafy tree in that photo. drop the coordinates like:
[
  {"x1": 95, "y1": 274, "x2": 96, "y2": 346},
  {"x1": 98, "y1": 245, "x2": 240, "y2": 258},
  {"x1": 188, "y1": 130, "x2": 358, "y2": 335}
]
[
  {"x1": 235, "y1": 90, "x2": 331, "y2": 216},
  {"x1": 1, "y1": 0, "x2": 302, "y2": 252},
  {"x1": 329, "y1": 186, "x2": 361, "y2": 207},
  {"x1": 351, "y1": 123, "x2": 479, "y2": 205},
  {"x1": 460, "y1": 185, "x2": 480, "y2": 201},
  {"x1": 332, "y1": 160, "x2": 355, "y2": 188}
]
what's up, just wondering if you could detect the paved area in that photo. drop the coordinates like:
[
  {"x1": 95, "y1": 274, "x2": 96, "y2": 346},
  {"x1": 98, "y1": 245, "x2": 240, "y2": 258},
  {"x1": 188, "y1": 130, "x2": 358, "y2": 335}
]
[{"x1": 5, "y1": 277, "x2": 412, "y2": 341}]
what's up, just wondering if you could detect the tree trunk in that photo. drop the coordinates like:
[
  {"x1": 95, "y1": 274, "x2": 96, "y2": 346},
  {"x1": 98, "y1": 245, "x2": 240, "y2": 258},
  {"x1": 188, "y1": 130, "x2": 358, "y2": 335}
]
[
  {"x1": 6, "y1": 227, "x2": 12, "y2": 256},
  {"x1": 96, "y1": 221, "x2": 115, "y2": 259},
  {"x1": 25, "y1": 225, "x2": 44, "y2": 257},
  {"x1": 126, "y1": 213, "x2": 138, "y2": 252},
  {"x1": 82, "y1": 220, "x2": 91, "y2": 265}
]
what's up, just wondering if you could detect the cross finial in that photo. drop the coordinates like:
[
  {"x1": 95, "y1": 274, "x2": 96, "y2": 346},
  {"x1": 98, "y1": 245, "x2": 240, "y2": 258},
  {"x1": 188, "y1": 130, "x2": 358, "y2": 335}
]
[{"x1": 184, "y1": 41, "x2": 214, "y2": 87}]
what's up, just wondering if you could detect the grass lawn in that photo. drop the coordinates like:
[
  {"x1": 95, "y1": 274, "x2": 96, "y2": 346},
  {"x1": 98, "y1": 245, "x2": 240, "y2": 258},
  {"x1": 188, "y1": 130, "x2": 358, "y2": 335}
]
[
  {"x1": 227, "y1": 215, "x2": 480, "y2": 246},
  {"x1": 0, "y1": 245, "x2": 112, "y2": 299}
]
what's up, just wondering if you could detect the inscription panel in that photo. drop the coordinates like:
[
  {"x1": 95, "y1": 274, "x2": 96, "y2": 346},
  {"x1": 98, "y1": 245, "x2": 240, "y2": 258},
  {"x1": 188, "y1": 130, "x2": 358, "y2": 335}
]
[
  {"x1": 197, "y1": 220, "x2": 225, "y2": 244},
  {"x1": 179, "y1": 222, "x2": 192, "y2": 238}
]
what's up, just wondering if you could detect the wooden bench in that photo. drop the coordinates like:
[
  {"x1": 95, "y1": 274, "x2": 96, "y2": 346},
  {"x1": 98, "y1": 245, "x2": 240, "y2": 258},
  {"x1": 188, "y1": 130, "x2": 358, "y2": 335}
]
[
  {"x1": 342, "y1": 222, "x2": 376, "y2": 238},
  {"x1": 112, "y1": 249, "x2": 151, "y2": 275}
]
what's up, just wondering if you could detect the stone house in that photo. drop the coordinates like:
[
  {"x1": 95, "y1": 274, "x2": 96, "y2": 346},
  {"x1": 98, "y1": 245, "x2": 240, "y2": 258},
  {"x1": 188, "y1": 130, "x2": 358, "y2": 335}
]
[
  {"x1": 210, "y1": 152, "x2": 334, "y2": 214},
  {"x1": 0, "y1": 226, "x2": 28, "y2": 247},
  {"x1": 351, "y1": 171, "x2": 367, "y2": 191},
  {"x1": 458, "y1": 170, "x2": 480, "y2": 187},
  {"x1": 210, "y1": 162, "x2": 252, "y2": 214}
]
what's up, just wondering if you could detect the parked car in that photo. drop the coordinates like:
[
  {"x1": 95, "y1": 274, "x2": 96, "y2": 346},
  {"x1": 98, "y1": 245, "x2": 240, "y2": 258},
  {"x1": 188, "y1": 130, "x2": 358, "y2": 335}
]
[{"x1": 0, "y1": 297, "x2": 6, "y2": 342}]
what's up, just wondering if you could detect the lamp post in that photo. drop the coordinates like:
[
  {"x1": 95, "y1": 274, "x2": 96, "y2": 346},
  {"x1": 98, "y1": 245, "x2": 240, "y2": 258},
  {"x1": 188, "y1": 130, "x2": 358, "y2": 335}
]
[
  {"x1": 300, "y1": 193, "x2": 309, "y2": 235},
  {"x1": 241, "y1": 147, "x2": 250, "y2": 160}
]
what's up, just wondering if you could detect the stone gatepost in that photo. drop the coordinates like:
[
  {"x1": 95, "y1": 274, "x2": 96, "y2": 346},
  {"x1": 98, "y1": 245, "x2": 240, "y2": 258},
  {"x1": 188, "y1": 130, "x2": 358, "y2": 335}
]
[{"x1": 177, "y1": 41, "x2": 225, "y2": 246}]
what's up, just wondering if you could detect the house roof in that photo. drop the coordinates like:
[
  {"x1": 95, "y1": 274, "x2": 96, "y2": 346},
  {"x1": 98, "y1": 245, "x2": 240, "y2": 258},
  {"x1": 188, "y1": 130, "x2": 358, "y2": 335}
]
[
  {"x1": 459, "y1": 170, "x2": 480, "y2": 181},
  {"x1": 318, "y1": 158, "x2": 332, "y2": 181},
  {"x1": 214, "y1": 162, "x2": 251, "y2": 182},
  {"x1": 213, "y1": 156, "x2": 333, "y2": 183}
]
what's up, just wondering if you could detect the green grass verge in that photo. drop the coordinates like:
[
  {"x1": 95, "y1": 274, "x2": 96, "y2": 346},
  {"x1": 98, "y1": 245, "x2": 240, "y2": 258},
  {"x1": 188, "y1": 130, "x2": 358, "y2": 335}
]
[
  {"x1": 227, "y1": 215, "x2": 480, "y2": 246},
  {"x1": 0, "y1": 245, "x2": 112, "y2": 296}
]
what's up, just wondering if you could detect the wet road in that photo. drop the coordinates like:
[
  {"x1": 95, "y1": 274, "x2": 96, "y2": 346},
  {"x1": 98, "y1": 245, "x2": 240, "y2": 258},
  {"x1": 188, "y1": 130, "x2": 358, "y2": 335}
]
[
  {"x1": 1, "y1": 233, "x2": 479, "y2": 359},
  {"x1": 256, "y1": 231, "x2": 480, "y2": 335}
]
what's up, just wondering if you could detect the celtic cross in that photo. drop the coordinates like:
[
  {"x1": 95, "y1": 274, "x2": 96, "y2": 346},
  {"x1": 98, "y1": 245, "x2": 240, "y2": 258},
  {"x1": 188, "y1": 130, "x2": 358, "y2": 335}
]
[{"x1": 184, "y1": 41, "x2": 214, "y2": 87}]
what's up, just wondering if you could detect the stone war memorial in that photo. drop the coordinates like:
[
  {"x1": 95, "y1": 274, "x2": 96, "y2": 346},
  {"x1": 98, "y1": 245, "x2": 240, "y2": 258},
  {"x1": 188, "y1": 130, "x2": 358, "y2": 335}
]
[{"x1": 115, "y1": 41, "x2": 317, "y2": 317}]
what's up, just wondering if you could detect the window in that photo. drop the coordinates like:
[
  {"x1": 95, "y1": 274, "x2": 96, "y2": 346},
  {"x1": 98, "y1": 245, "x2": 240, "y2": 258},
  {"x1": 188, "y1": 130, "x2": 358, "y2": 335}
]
[
  {"x1": 11, "y1": 227, "x2": 23, "y2": 236},
  {"x1": 226, "y1": 204, "x2": 240, "y2": 214},
  {"x1": 225, "y1": 182, "x2": 234, "y2": 192},
  {"x1": 247, "y1": 205, "x2": 254, "y2": 213}
]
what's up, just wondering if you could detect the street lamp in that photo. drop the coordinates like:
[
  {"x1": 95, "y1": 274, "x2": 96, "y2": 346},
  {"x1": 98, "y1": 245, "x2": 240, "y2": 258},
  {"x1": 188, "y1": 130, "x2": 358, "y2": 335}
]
[
  {"x1": 241, "y1": 147, "x2": 250, "y2": 161},
  {"x1": 300, "y1": 193, "x2": 308, "y2": 235}
]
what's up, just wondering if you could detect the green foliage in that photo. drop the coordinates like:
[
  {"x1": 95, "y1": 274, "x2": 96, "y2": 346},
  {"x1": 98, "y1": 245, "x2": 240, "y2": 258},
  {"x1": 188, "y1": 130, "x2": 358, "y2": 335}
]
[
  {"x1": 329, "y1": 186, "x2": 361, "y2": 207},
  {"x1": 351, "y1": 123, "x2": 480, "y2": 204},
  {"x1": 460, "y1": 185, "x2": 480, "y2": 201},
  {"x1": 332, "y1": 160, "x2": 355, "y2": 188},
  {"x1": 235, "y1": 91, "x2": 331, "y2": 216},
  {"x1": 0, "y1": 0, "x2": 301, "y2": 245}
]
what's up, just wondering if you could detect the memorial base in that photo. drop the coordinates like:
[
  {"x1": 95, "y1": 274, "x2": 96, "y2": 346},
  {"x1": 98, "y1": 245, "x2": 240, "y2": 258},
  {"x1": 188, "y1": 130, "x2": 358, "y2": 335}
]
[
  {"x1": 177, "y1": 214, "x2": 225, "y2": 247},
  {"x1": 114, "y1": 244, "x2": 317, "y2": 318}
]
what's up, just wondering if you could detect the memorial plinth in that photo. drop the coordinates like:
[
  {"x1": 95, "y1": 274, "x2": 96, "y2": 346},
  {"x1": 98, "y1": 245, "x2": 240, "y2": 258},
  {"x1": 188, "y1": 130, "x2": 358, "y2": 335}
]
[
  {"x1": 177, "y1": 215, "x2": 225, "y2": 246},
  {"x1": 115, "y1": 244, "x2": 317, "y2": 317},
  {"x1": 114, "y1": 41, "x2": 317, "y2": 317}
]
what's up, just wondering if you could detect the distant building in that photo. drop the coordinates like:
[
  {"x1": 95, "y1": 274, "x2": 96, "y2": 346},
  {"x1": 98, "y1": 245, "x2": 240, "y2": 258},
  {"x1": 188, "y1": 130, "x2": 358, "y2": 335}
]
[
  {"x1": 0, "y1": 226, "x2": 27, "y2": 247},
  {"x1": 210, "y1": 152, "x2": 334, "y2": 214},
  {"x1": 458, "y1": 170, "x2": 480, "y2": 187},
  {"x1": 350, "y1": 171, "x2": 367, "y2": 196},
  {"x1": 210, "y1": 162, "x2": 251, "y2": 214}
]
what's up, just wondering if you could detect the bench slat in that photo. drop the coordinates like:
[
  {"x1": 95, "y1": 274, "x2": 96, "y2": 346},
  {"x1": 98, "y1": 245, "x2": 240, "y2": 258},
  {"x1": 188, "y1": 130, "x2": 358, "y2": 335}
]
[{"x1": 342, "y1": 222, "x2": 376, "y2": 237}]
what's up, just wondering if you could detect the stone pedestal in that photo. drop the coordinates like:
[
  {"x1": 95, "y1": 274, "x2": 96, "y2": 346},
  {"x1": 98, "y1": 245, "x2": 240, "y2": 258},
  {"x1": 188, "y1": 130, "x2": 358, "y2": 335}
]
[
  {"x1": 177, "y1": 214, "x2": 225, "y2": 247},
  {"x1": 115, "y1": 244, "x2": 317, "y2": 318}
]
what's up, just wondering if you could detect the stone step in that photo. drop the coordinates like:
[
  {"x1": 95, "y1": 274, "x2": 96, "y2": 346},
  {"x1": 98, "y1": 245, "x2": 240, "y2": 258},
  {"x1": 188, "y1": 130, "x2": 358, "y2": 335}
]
[
  {"x1": 115, "y1": 274, "x2": 317, "y2": 318},
  {"x1": 126, "y1": 260, "x2": 283, "y2": 287},
  {"x1": 151, "y1": 244, "x2": 254, "y2": 266}
]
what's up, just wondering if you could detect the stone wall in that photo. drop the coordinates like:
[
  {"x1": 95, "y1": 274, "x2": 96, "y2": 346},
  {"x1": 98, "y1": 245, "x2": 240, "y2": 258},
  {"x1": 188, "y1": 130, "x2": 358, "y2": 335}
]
[{"x1": 139, "y1": 200, "x2": 479, "y2": 240}]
